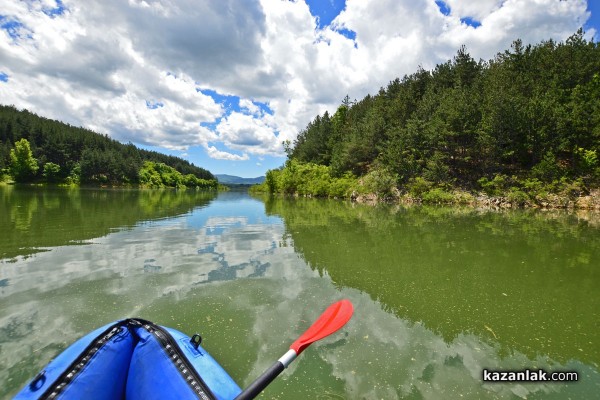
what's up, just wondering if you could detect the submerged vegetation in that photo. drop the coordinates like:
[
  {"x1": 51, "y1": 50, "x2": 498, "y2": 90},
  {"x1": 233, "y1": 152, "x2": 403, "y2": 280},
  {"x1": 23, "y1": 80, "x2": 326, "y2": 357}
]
[
  {"x1": 255, "y1": 31, "x2": 600, "y2": 208},
  {"x1": 0, "y1": 106, "x2": 217, "y2": 188}
]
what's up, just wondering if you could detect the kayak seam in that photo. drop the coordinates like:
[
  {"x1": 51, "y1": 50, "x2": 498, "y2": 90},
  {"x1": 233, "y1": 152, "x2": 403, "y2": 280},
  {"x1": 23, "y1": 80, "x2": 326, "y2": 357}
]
[
  {"x1": 39, "y1": 321, "x2": 125, "y2": 400},
  {"x1": 133, "y1": 319, "x2": 216, "y2": 400}
]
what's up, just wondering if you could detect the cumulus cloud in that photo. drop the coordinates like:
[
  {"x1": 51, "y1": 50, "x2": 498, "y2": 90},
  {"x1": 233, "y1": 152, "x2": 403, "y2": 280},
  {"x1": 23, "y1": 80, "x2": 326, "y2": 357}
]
[
  {"x1": 0, "y1": 0, "x2": 593, "y2": 164},
  {"x1": 205, "y1": 145, "x2": 249, "y2": 161},
  {"x1": 441, "y1": 0, "x2": 505, "y2": 21},
  {"x1": 216, "y1": 111, "x2": 281, "y2": 155},
  {"x1": 239, "y1": 99, "x2": 261, "y2": 116},
  {"x1": 430, "y1": 0, "x2": 591, "y2": 58}
]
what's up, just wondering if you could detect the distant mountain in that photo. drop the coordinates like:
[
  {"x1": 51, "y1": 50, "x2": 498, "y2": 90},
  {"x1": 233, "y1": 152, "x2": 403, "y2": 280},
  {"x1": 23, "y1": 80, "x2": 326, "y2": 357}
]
[{"x1": 216, "y1": 174, "x2": 265, "y2": 185}]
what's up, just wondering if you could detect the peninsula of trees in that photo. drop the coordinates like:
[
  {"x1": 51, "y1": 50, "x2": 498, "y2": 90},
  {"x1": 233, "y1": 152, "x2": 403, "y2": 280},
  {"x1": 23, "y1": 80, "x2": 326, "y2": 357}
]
[
  {"x1": 0, "y1": 106, "x2": 217, "y2": 189},
  {"x1": 256, "y1": 30, "x2": 600, "y2": 208}
]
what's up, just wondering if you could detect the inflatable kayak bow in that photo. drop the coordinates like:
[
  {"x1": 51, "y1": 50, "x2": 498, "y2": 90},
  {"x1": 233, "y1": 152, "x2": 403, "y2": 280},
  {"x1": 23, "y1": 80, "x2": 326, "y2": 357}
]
[
  {"x1": 15, "y1": 300, "x2": 353, "y2": 400},
  {"x1": 14, "y1": 318, "x2": 240, "y2": 400}
]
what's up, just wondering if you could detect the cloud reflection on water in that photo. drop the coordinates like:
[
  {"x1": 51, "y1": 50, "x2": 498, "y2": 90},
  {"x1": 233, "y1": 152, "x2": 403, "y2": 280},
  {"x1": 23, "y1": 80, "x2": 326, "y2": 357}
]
[{"x1": 1, "y1": 193, "x2": 597, "y2": 399}]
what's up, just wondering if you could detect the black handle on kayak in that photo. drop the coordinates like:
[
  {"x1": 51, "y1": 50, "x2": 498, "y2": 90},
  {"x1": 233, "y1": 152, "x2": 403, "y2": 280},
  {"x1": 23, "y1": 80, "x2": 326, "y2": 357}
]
[{"x1": 234, "y1": 361, "x2": 285, "y2": 400}]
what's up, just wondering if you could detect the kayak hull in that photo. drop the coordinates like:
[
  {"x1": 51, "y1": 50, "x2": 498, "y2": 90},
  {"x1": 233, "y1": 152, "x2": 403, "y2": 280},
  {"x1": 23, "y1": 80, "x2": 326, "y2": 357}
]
[{"x1": 14, "y1": 319, "x2": 241, "y2": 400}]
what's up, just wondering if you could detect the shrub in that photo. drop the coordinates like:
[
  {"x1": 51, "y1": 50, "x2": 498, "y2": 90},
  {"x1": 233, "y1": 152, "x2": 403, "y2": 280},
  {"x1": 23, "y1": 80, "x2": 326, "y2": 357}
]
[
  {"x1": 249, "y1": 182, "x2": 269, "y2": 193},
  {"x1": 521, "y1": 178, "x2": 544, "y2": 194},
  {"x1": 329, "y1": 172, "x2": 356, "y2": 198},
  {"x1": 279, "y1": 160, "x2": 300, "y2": 194},
  {"x1": 261, "y1": 161, "x2": 357, "y2": 199},
  {"x1": 575, "y1": 147, "x2": 598, "y2": 177},
  {"x1": 42, "y1": 162, "x2": 61, "y2": 183},
  {"x1": 422, "y1": 188, "x2": 454, "y2": 204},
  {"x1": 265, "y1": 169, "x2": 281, "y2": 193},
  {"x1": 138, "y1": 161, "x2": 217, "y2": 189},
  {"x1": 407, "y1": 177, "x2": 434, "y2": 197},
  {"x1": 423, "y1": 152, "x2": 450, "y2": 184},
  {"x1": 478, "y1": 174, "x2": 509, "y2": 196},
  {"x1": 452, "y1": 190, "x2": 476, "y2": 205},
  {"x1": 296, "y1": 163, "x2": 331, "y2": 196},
  {"x1": 531, "y1": 152, "x2": 563, "y2": 182},
  {"x1": 556, "y1": 177, "x2": 585, "y2": 199},
  {"x1": 64, "y1": 163, "x2": 81, "y2": 185},
  {"x1": 507, "y1": 187, "x2": 529, "y2": 207},
  {"x1": 360, "y1": 166, "x2": 397, "y2": 198}
]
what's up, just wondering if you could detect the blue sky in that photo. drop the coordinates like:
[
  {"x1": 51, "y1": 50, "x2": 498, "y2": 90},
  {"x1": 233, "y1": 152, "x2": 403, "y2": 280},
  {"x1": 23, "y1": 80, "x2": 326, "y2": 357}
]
[
  {"x1": 1, "y1": 0, "x2": 598, "y2": 178},
  {"x1": 584, "y1": 0, "x2": 600, "y2": 40}
]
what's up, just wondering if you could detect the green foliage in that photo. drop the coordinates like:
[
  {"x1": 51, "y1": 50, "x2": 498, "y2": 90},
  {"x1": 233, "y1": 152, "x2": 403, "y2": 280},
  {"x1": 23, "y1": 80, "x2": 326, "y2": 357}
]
[
  {"x1": 65, "y1": 163, "x2": 81, "y2": 185},
  {"x1": 478, "y1": 174, "x2": 509, "y2": 196},
  {"x1": 521, "y1": 178, "x2": 544, "y2": 193},
  {"x1": 0, "y1": 105, "x2": 215, "y2": 185},
  {"x1": 295, "y1": 163, "x2": 331, "y2": 197},
  {"x1": 423, "y1": 151, "x2": 451, "y2": 184},
  {"x1": 531, "y1": 152, "x2": 563, "y2": 182},
  {"x1": 138, "y1": 161, "x2": 217, "y2": 190},
  {"x1": 286, "y1": 31, "x2": 600, "y2": 194},
  {"x1": 291, "y1": 112, "x2": 334, "y2": 165},
  {"x1": 265, "y1": 169, "x2": 280, "y2": 193},
  {"x1": 329, "y1": 172, "x2": 357, "y2": 198},
  {"x1": 139, "y1": 162, "x2": 164, "y2": 188},
  {"x1": 258, "y1": 160, "x2": 357, "y2": 198},
  {"x1": 359, "y1": 166, "x2": 398, "y2": 198},
  {"x1": 476, "y1": 174, "x2": 587, "y2": 207},
  {"x1": 574, "y1": 147, "x2": 599, "y2": 181},
  {"x1": 421, "y1": 188, "x2": 455, "y2": 204},
  {"x1": 248, "y1": 181, "x2": 268, "y2": 194},
  {"x1": 9, "y1": 138, "x2": 39, "y2": 182},
  {"x1": 507, "y1": 187, "x2": 530, "y2": 207},
  {"x1": 139, "y1": 161, "x2": 181, "y2": 188},
  {"x1": 555, "y1": 177, "x2": 585, "y2": 199},
  {"x1": 42, "y1": 162, "x2": 61, "y2": 183},
  {"x1": 0, "y1": 168, "x2": 8, "y2": 182},
  {"x1": 407, "y1": 177, "x2": 435, "y2": 197}
]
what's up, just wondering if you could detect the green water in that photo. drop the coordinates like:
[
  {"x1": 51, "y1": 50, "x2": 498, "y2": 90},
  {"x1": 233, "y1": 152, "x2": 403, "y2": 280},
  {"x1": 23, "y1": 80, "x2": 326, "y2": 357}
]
[{"x1": 1, "y1": 187, "x2": 598, "y2": 399}]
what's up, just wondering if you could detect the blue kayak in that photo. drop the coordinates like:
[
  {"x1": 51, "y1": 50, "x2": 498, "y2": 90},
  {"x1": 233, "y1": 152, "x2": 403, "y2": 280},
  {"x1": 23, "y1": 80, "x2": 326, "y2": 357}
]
[{"x1": 14, "y1": 319, "x2": 242, "y2": 400}]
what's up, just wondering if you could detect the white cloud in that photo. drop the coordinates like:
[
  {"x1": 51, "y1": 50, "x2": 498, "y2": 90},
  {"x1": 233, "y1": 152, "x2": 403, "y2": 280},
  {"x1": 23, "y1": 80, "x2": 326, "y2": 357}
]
[
  {"x1": 432, "y1": 0, "x2": 591, "y2": 58},
  {"x1": 205, "y1": 145, "x2": 249, "y2": 161},
  {"x1": 216, "y1": 111, "x2": 281, "y2": 155},
  {"x1": 0, "y1": 0, "x2": 593, "y2": 165},
  {"x1": 442, "y1": 0, "x2": 505, "y2": 21},
  {"x1": 239, "y1": 99, "x2": 261, "y2": 116}
]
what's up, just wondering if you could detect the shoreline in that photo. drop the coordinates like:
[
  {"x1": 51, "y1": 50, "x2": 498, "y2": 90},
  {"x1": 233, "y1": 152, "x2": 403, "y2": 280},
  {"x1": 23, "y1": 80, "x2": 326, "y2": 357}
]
[
  {"x1": 353, "y1": 188, "x2": 600, "y2": 210},
  {"x1": 254, "y1": 188, "x2": 600, "y2": 211},
  {"x1": 0, "y1": 181, "x2": 226, "y2": 191}
]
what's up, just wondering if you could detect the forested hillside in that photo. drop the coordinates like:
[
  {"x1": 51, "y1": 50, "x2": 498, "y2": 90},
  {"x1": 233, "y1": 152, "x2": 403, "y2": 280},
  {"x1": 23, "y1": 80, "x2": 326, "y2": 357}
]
[
  {"x1": 0, "y1": 105, "x2": 216, "y2": 187},
  {"x1": 265, "y1": 30, "x2": 600, "y2": 206}
]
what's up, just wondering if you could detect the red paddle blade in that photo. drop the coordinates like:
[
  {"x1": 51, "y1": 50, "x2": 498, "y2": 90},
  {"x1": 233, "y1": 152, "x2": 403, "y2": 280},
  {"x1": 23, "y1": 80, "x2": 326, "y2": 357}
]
[{"x1": 290, "y1": 299, "x2": 354, "y2": 355}]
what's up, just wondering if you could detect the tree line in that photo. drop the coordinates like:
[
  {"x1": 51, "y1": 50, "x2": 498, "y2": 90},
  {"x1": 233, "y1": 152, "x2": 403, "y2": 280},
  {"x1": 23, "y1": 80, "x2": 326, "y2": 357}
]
[
  {"x1": 266, "y1": 30, "x2": 599, "y2": 204},
  {"x1": 0, "y1": 105, "x2": 216, "y2": 187}
]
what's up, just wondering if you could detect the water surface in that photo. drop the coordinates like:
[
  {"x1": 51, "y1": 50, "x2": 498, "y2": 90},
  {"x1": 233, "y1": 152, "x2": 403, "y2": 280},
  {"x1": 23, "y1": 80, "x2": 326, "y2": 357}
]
[{"x1": 1, "y1": 187, "x2": 598, "y2": 399}]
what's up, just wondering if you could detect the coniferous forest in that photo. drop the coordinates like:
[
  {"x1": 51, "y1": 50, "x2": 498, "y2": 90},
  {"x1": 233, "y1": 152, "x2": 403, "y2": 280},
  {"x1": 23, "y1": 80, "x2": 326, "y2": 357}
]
[
  {"x1": 0, "y1": 105, "x2": 217, "y2": 189},
  {"x1": 258, "y1": 30, "x2": 600, "y2": 207}
]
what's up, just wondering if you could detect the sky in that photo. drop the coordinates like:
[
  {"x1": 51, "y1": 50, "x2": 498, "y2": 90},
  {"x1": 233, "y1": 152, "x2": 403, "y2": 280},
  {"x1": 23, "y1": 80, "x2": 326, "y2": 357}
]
[{"x1": 0, "y1": 0, "x2": 598, "y2": 178}]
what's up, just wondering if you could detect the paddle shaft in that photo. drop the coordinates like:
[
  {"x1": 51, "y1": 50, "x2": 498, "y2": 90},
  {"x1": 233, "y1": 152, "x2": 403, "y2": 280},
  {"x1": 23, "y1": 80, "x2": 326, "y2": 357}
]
[
  {"x1": 233, "y1": 300, "x2": 353, "y2": 399},
  {"x1": 234, "y1": 350, "x2": 296, "y2": 400}
]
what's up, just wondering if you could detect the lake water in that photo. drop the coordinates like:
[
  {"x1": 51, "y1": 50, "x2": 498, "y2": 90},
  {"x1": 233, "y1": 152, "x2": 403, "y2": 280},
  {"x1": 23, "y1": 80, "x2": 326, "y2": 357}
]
[{"x1": 1, "y1": 186, "x2": 599, "y2": 399}]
